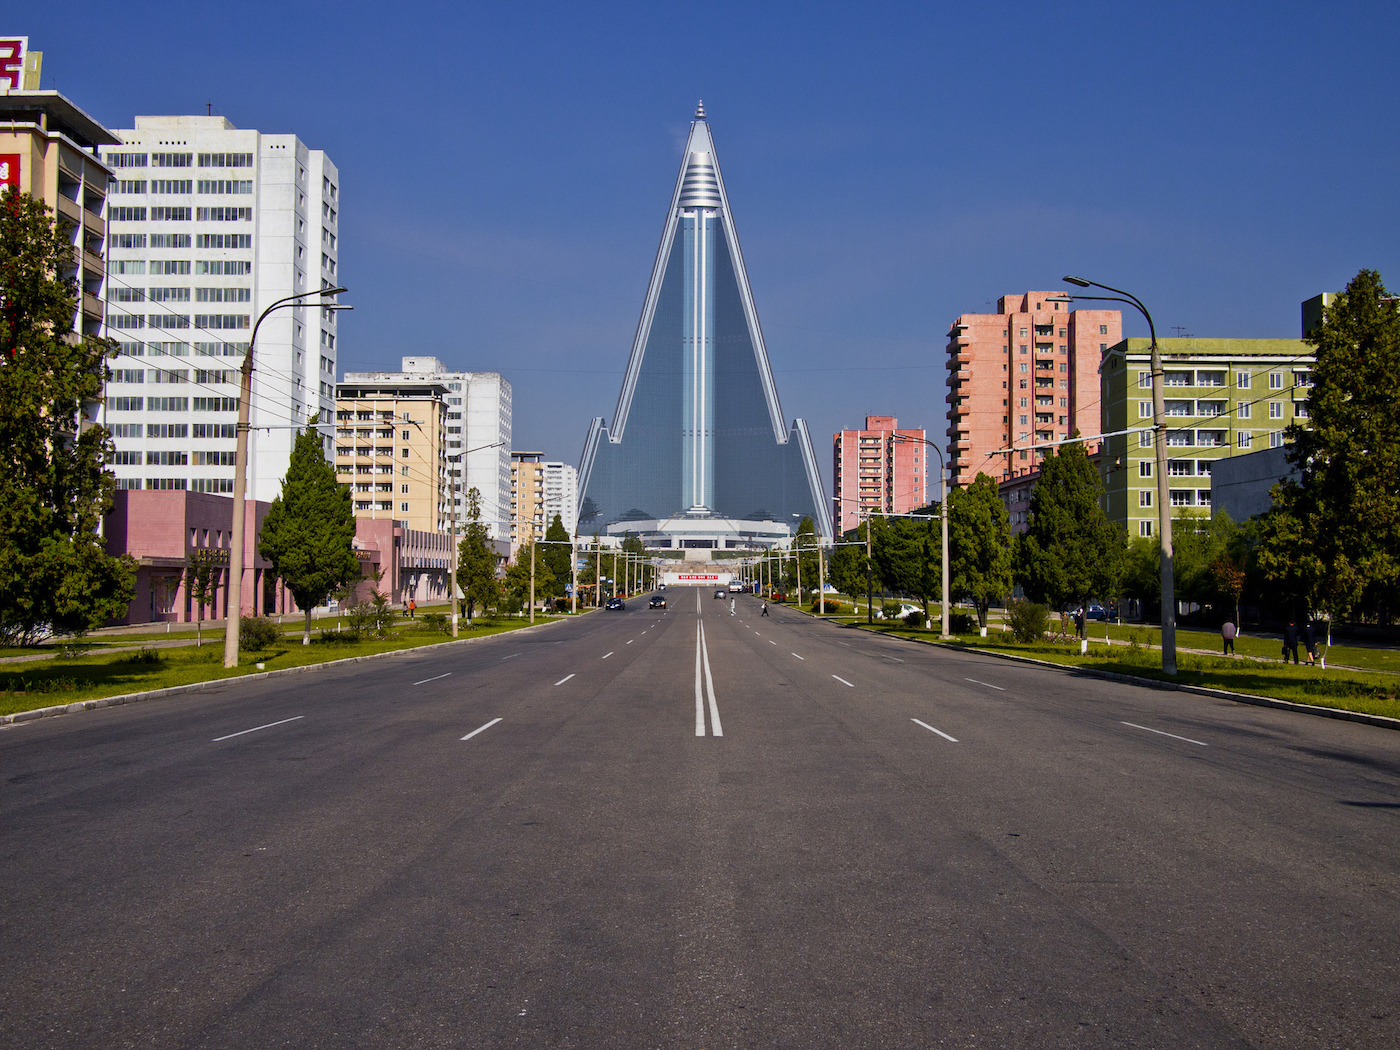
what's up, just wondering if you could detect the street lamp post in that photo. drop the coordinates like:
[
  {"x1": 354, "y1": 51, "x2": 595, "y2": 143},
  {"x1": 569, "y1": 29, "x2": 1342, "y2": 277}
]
[
  {"x1": 223, "y1": 286, "x2": 346, "y2": 669},
  {"x1": 446, "y1": 440, "x2": 506, "y2": 638},
  {"x1": 890, "y1": 434, "x2": 951, "y2": 639},
  {"x1": 1061, "y1": 276, "x2": 1175, "y2": 674}
]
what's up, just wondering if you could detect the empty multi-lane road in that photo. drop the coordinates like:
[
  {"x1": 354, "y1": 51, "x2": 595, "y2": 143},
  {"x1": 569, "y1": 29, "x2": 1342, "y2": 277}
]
[{"x1": 3, "y1": 592, "x2": 1398, "y2": 1048}]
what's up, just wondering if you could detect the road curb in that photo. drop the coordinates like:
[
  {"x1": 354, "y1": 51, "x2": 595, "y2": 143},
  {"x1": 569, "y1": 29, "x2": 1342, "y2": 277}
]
[
  {"x1": 838, "y1": 623, "x2": 1400, "y2": 734},
  {"x1": 0, "y1": 616, "x2": 572, "y2": 728}
]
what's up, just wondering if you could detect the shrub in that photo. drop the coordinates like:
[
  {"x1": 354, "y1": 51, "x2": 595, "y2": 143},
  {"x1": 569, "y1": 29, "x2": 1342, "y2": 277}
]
[
  {"x1": 1005, "y1": 600, "x2": 1049, "y2": 643},
  {"x1": 56, "y1": 634, "x2": 96, "y2": 659},
  {"x1": 811, "y1": 598, "x2": 844, "y2": 614},
  {"x1": 418, "y1": 612, "x2": 449, "y2": 634},
  {"x1": 881, "y1": 600, "x2": 903, "y2": 620},
  {"x1": 903, "y1": 610, "x2": 924, "y2": 627},
  {"x1": 118, "y1": 646, "x2": 164, "y2": 665},
  {"x1": 239, "y1": 616, "x2": 281, "y2": 651},
  {"x1": 949, "y1": 612, "x2": 977, "y2": 634}
]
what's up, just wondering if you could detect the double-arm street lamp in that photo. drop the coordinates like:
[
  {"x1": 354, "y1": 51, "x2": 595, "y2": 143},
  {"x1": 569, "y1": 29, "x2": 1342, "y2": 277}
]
[
  {"x1": 224, "y1": 286, "x2": 347, "y2": 669},
  {"x1": 1057, "y1": 276, "x2": 1176, "y2": 675},
  {"x1": 890, "y1": 433, "x2": 951, "y2": 639},
  {"x1": 446, "y1": 441, "x2": 506, "y2": 636}
]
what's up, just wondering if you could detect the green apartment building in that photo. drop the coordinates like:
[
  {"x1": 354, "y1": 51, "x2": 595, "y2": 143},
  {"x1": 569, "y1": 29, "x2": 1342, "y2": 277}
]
[{"x1": 1101, "y1": 338, "x2": 1312, "y2": 537}]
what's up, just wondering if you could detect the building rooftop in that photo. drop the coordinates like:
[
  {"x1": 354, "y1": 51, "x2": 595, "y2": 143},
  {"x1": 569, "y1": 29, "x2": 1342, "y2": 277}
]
[
  {"x1": 0, "y1": 89, "x2": 119, "y2": 149},
  {"x1": 1108, "y1": 337, "x2": 1310, "y2": 358}
]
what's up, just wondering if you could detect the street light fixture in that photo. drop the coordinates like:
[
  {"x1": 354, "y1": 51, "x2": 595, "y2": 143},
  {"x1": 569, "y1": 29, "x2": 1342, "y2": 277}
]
[
  {"x1": 1060, "y1": 276, "x2": 1176, "y2": 675},
  {"x1": 223, "y1": 286, "x2": 347, "y2": 669},
  {"x1": 890, "y1": 433, "x2": 951, "y2": 639},
  {"x1": 446, "y1": 440, "x2": 506, "y2": 636}
]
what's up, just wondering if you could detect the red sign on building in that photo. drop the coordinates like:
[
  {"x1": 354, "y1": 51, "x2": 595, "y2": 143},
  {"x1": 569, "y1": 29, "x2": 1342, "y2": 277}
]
[
  {"x1": 0, "y1": 155, "x2": 19, "y2": 189},
  {"x1": 0, "y1": 38, "x2": 26, "y2": 91}
]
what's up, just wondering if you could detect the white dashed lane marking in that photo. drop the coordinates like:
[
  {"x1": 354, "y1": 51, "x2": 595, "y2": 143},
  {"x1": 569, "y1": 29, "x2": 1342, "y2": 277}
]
[
  {"x1": 912, "y1": 719, "x2": 958, "y2": 743},
  {"x1": 461, "y1": 717, "x2": 502, "y2": 741}
]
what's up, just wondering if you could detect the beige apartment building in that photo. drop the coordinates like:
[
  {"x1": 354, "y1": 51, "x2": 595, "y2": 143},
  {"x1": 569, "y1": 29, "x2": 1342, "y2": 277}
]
[
  {"x1": 510, "y1": 451, "x2": 546, "y2": 547},
  {"x1": 334, "y1": 380, "x2": 448, "y2": 534},
  {"x1": 0, "y1": 43, "x2": 116, "y2": 344}
]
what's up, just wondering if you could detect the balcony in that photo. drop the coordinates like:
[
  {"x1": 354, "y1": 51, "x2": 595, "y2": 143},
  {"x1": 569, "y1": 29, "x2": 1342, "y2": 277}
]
[{"x1": 56, "y1": 195, "x2": 83, "y2": 225}]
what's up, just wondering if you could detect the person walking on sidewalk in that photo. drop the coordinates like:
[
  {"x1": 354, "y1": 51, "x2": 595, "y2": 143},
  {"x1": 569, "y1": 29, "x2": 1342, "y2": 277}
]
[
  {"x1": 1283, "y1": 618, "x2": 1300, "y2": 664},
  {"x1": 1304, "y1": 619, "x2": 1318, "y2": 665},
  {"x1": 1221, "y1": 619, "x2": 1237, "y2": 655}
]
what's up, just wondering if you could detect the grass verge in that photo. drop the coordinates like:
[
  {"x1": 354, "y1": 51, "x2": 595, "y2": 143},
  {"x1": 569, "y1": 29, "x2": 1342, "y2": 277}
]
[
  {"x1": 853, "y1": 623, "x2": 1400, "y2": 722},
  {"x1": 0, "y1": 617, "x2": 559, "y2": 719}
]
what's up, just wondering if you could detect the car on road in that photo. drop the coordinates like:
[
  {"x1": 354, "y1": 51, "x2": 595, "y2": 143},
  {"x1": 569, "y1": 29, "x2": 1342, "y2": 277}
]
[
  {"x1": 648, "y1": 595, "x2": 667, "y2": 609},
  {"x1": 605, "y1": 597, "x2": 625, "y2": 611},
  {"x1": 715, "y1": 589, "x2": 727, "y2": 599},
  {"x1": 883, "y1": 602, "x2": 925, "y2": 620}
]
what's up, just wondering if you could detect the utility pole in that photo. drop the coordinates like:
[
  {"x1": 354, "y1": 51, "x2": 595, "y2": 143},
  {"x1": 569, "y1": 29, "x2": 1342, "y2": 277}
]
[
  {"x1": 449, "y1": 462, "x2": 459, "y2": 636},
  {"x1": 528, "y1": 538, "x2": 535, "y2": 624},
  {"x1": 866, "y1": 516, "x2": 874, "y2": 625},
  {"x1": 818, "y1": 538, "x2": 826, "y2": 615},
  {"x1": 570, "y1": 535, "x2": 578, "y2": 614}
]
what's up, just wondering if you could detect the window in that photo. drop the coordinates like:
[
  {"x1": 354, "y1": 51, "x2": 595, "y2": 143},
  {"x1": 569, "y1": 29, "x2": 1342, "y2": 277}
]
[
  {"x1": 195, "y1": 260, "x2": 251, "y2": 275},
  {"x1": 105, "y1": 153, "x2": 148, "y2": 168},
  {"x1": 108, "y1": 450, "x2": 141, "y2": 465},
  {"x1": 150, "y1": 233, "x2": 192, "y2": 248},
  {"x1": 195, "y1": 287, "x2": 251, "y2": 302},
  {"x1": 1295, "y1": 403, "x2": 1309, "y2": 419},
  {"x1": 401, "y1": 448, "x2": 410, "y2": 458},
  {"x1": 1269, "y1": 372, "x2": 1283, "y2": 389},
  {"x1": 1197, "y1": 430, "x2": 1225, "y2": 447},
  {"x1": 112, "y1": 233, "x2": 147, "y2": 248},
  {"x1": 115, "y1": 180, "x2": 147, "y2": 194},
  {"x1": 149, "y1": 287, "x2": 190, "y2": 302},
  {"x1": 145, "y1": 451, "x2": 187, "y2": 466},
  {"x1": 1139, "y1": 461, "x2": 1152, "y2": 478},
  {"x1": 1168, "y1": 459, "x2": 1195, "y2": 476},
  {"x1": 401, "y1": 484, "x2": 410, "y2": 494},
  {"x1": 1170, "y1": 490, "x2": 1196, "y2": 507},
  {"x1": 1195, "y1": 460, "x2": 1213, "y2": 476},
  {"x1": 1139, "y1": 490, "x2": 1152, "y2": 507},
  {"x1": 195, "y1": 234, "x2": 252, "y2": 249},
  {"x1": 1269, "y1": 401, "x2": 1284, "y2": 419},
  {"x1": 109, "y1": 423, "x2": 142, "y2": 437},
  {"x1": 1099, "y1": 324, "x2": 1108, "y2": 335},
  {"x1": 1100, "y1": 342, "x2": 1107, "y2": 352},
  {"x1": 1019, "y1": 362, "x2": 1028, "y2": 373},
  {"x1": 1139, "y1": 371, "x2": 1152, "y2": 388},
  {"x1": 1197, "y1": 371, "x2": 1225, "y2": 387},
  {"x1": 1197, "y1": 490, "x2": 1211, "y2": 506},
  {"x1": 1165, "y1": 399, "x2": 1193, "y2": 416},
  {"x1": 151, "y1": 180, "x2": 192, "y2": 194},
  {"x1": 193, "y1": 397, "x2": 239, "y2": 412},
  {"x1": 192, "y1": 451, "x2": 237, "y2": 466},
  {"x1": 1236, "y1": 401, "x2": 1251, "y2": 419},
  {"x1": 110, "y1": 260, "x2": 146, "y2": 275},
  {"x1": 193, "y1": 423, "x2": 236, "y2": 438},
  {"x1": 1139, "y1": 520, "x2": 1153, "y2": 537},
  {"x1": 147, "y1": 397, "x2": 189, "y2": 412},
  {"x1": 146, "y1": 478, "x2": 188, "y2": 491},
  {"x1": 1140, "y1": 430, "x2": 1152, "y2": 448},
  {"x1": 150, "y1": 206, "x2": 192, "y2": 221},
  {"x1": 192, "y1": 479, "x2": 235, "y2": 494},
  {"x1": 198, "y1": 153, "x2": 253, "y2": 167},
  {"x1": 196, "y1": 180, "x2": 253, "y2": 194},
  {"x1": 151, "y1": 153, "x2": 193, "y2": 167},
  {"x1": 1237, "y1": 371, "x2": 1251, "y2": 388},
  {"x1": 111, "y1": 288, "x2": 145, "y2": 303},
  {"x1": 194, "y1": 314, "x2": 250, "y2": 330},
  {"x1": 147, "y1": 368, "x2": 189, "y2": 384},
  {"x1": 110, "y1": 206, "x2": 147, "y2": 222},
  {"x1": 196, "y1": 207, "x2": 252, "y2": 222},
  {"x1": 1237, "y1": 432, "x2": 1253, "y2": 448},
  {"x1": 1019, "y1": 415, "x2": 1028, "y2": 425},
  {"x1": 149, "y1": 260, "x2": 191, "y2": 275},
  {"x1": 1270, "y1": 431, "x2": 1284, "y2": 448},
  {"x1": 400, "y1": 502, "x2": 410, "y2": 513},
  {"x1": 1294, "y1": 370, "x2": 1313, "y2": 387}
]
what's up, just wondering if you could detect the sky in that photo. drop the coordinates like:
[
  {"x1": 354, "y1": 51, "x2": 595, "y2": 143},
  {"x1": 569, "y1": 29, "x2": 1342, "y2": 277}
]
[{"x1": 29, "y1": 0, "x2": 1400, "y2": 471}]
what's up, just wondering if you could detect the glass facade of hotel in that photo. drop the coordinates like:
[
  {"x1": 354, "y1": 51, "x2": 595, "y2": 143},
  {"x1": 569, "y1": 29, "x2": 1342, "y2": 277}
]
[{"x1": 578, "y1": 107, "x2": 828, "y2": 537}]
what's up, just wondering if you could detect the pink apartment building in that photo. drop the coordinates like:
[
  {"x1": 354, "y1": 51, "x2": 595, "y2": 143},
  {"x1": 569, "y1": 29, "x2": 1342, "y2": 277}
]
[
  {"x1": 946, "y1": 292, "x2": 1121, "y2": 484},
  {"x1": 102, "y1": 491, "x2": 463, "y2": 625},
  {"x1": 832, "y1": 416, "x2": 927, "y2": 534}
]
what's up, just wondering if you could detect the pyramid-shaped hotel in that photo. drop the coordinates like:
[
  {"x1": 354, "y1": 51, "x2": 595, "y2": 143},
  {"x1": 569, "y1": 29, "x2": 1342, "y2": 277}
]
[{"x1": 577, "y1": 104, "x2": 829, "y2": 548}]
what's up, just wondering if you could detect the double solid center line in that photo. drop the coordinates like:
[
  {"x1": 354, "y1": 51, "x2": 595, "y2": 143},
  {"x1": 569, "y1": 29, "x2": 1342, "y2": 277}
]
[{"x1": 695, "y1": 619, "x2": 723, "y2": 737}]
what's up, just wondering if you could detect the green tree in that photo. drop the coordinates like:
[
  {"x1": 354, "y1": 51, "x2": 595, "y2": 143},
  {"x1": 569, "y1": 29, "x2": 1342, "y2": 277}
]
[
  {"x1": 504, "y1": 538, "x2": 555, "y2": 614},
  {"x1": 183, "y1": 548, "x2": 224, "y2": 647},
  {"x1": 541, "y1": 513, "x2": 572, "y2": 600},
  {"x1": 1257, "y1": 269, "x2": 1400, "y2": 621},
  {"x1": 456, "y1": 487, "x2": 499, "y2": 621},
  {"x1": 828, "y1": 524, "x2": 869, "y2": 601},
  {"x1": 257, "y1": 418, "x2": 360, "y2": 645},
  {"x1": 792, "y1": 516, "x2": 819, "y2": 599},
  {"x1": 0, "y1": 189, "x2": 135, "y2": 645},
  {"x1": 871, "y1": 513, "x2": 940, "y2": 621},
  {"x1": 1015, "y1": 440, "x2": 1125, "y2": 638},
  {"x1": 948, "y1": 472, "x2": 1013, "y2": 628}
]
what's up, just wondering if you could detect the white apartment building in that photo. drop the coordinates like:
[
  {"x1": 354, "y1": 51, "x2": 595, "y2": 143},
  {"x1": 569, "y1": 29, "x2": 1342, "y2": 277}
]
[
  {"x1": 101, "y1": 115, "x2": 340, "y2": 502},
  {"x1": 343, "y1": 358, "x2": 512, "y2": 540},
  {"x1": 543, "y1": 461, "x2": 578, "y2": 537}
]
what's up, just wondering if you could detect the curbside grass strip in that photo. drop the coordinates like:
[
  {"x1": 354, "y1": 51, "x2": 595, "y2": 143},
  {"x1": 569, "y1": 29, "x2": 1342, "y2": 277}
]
[
  {"x1": 0, "y1": 616, "x2": 571, "y2": 727},
  {"x1": 835, "y1": 621, "x2": 1400, "y2": 734}
]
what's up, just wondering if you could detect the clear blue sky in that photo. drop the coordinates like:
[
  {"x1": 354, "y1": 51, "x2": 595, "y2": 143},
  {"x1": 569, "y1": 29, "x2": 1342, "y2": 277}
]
[{"x1": 30, "y1": 1, "x2": 1400, "y2": 468}]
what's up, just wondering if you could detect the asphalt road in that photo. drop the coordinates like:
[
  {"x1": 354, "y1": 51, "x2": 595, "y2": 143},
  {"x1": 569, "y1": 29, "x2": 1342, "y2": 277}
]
[{"x1": 2, "y1": 591, "x2": 1398, "y2": 1049}]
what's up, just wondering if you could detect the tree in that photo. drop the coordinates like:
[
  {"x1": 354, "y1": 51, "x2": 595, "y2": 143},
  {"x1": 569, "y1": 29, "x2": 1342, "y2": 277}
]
[
  {"x1": 1015, "y1": 440, "x2": 1125, "y2": 638},
  {"x1": 541, "y1": 513, "x2": 572, "y2": 600},
  {"x1": 0, "y1": 189, "x2": 135, "y2": 645},
  {"x1": 948, "y1": 472, "x2": 1013, "y2": 628},
  {"x1": 183, "y1": 548, "x2": 224, "y2": 646},
  {"x1": 456, "y1": 487, "x2": 499, "y2": 621},
  {"x1": 1257, "y1": 269, "x2": 1400, "y2": 621},
  {"x1": 793, "y1": 516, "x2": 819, "y2": 598},
  {"x1": 871, "y1": 512, "x2": 940, "y2": 621},
  {"x1": 828, "y1": 523, "x2": 868, "y2": 600},
  {"x1": 257, "y1": 418, "x2": 360, "y2": 645},
  {"x1": 504, "y1": 538, "x2": 555, "y2": 615}
]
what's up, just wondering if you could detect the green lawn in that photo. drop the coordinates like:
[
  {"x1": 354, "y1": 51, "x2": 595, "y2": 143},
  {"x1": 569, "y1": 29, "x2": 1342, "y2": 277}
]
[
  {"x1": 855, "y1": 623, "x2": 1400, "y2": 721},
  {"x1": 0, "y1": 616, "x2": 562, "y2": 718}
]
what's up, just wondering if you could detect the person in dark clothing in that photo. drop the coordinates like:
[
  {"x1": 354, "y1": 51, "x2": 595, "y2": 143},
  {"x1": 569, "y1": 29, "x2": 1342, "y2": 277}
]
[
  {"x1": 1221, "y1": 620, "x2": 1237, "y2": 655},
  {"x1": 760, "y1": 601, "x2": 769, "y2": 617},
  {"x1": 1283, "y1": 619, "x2": 1300, "y2": 664},
  {"x1": 1303, "y1": 620, "x2": 1318, "y2": 665}
]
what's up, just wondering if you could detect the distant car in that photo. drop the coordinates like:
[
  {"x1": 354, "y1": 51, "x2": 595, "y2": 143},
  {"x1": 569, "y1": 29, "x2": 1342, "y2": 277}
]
[
  {"x1": 715, "y1": 589, "x2": 727, "y2": 599},
  {"x1": 605, "y1": 597, "x2": 625, "y2": 611},
  {"x1": 658, "y1": 583, "x2": 665, "y2": 590},
  {"x1": 728, "y1": 582, "x2": 742, "y2": 592},
  {"x1": 648, "y1": 595, "x2": 667, "y2": 609},
  {"x1": 883, "y1": 603, "x2": 924, "y2": 620}
]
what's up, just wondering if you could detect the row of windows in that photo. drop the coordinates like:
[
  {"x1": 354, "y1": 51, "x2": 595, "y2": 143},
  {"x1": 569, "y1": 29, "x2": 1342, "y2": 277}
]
[
  {"x1": 105, "y1": 397, "x2": 239, "y2": 412},
  {"x1": 114, "y1": 477, "x2": 234, "y2": 494},
  {"x1": 110, "y1": 422, "x2": 234, "y2": 439},
  {"x1": 115, "y1": 287, "x2": 250, "y2": 303},
  {"x1": 1139, "y1": 369, "x2": 1311, "y2": 390},
  {"x1": 114, "y1": 340, "x2": 246, "y2": 358},
  {"x1": 1139, "y1": 400, "x2": 1307, "y2": 420},
  {"x1": 106, "y1": 314, "x2": 251, "y2": 330}
]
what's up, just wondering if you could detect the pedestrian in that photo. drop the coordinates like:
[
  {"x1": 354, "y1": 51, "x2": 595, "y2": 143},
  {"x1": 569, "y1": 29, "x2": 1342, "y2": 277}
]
[
  {"x1": 1282, "y1": 618, "x2": 1299, "y2": 664},
  {"x1": 1221, "y1": 619, "x2": 1237, "y2": 656},
  {"x1": 1303, "y1": 619, "x2": 1317, "y2": 665},
  {"x1": 761, "y1": 601, "x2": 769, "y2": 617},
  {"x1": 409, "y1": 598, "x2": 416, "y2": 619}
]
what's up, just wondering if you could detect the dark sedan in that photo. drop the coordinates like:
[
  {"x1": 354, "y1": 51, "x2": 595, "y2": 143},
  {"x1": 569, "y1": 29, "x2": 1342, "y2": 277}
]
[{"x1": 605, "y1": 597, "x2": 625, "y2": 611}]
